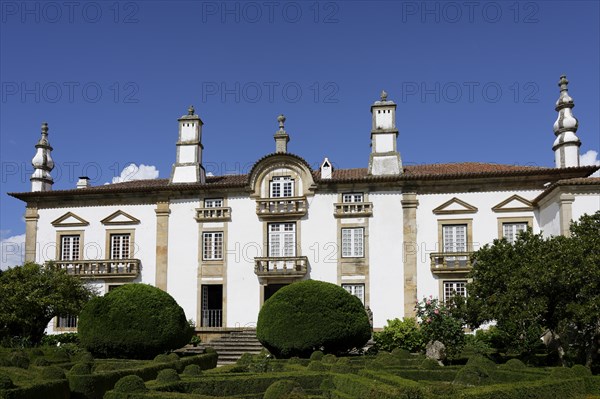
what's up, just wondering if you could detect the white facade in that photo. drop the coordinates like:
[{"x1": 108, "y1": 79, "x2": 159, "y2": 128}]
[{"x1": 9, "y1": 81, "x2": 600, "y2": 334}]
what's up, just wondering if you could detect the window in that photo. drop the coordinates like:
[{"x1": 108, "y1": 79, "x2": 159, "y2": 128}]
[
  {"x1": 443, "y1": 225, "x2": 467, "y2": 253},
  {"x1": 342, "y1": 284, "x2": 365, "y2": 304},
  {"x1": 56, "y1": 315, "x2": 77, "y2": 329},
  {"x1": 110, "y1": 233, "x2": 130, "y2": 260},
  {"x1": 342, "y1": 228, "x2": 364, "y2": 258},
  {"x1": 268, "y1": 223, "x2": 296, "y2": 257},
  {"x1": 204, "y1": 198, "x2": 223, "y2": 208},
  {"x1": 60, "y1": 235, "x2": 80, "y2": 261},
  {"x1": 203, "y1": 232, "x2": 224, "y2": 260},
  {"x1": 343, "y1": 193, "x2": 364, "y2": 203},
  {"x1": 503, "y1": 222, "x2": 527, "y2": 243},
  {"x1": 270, "y1": 176, "x2": 294, "y2": 198},
  {"x1": 444, "y1": 281, "x2": 467, "y2": 302}
]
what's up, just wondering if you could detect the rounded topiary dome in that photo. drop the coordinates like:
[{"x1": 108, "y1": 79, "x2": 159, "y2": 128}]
[
  {"x1": 256, "y1": 280, "x2": 371, "y2": 358},
  {"x1": 78, "y1": 284, "x2": 192, "y2": 359}
]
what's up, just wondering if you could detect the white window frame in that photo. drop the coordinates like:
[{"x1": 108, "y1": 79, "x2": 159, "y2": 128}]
[
  {"x1": 268, "y1": 223, "x2": 296, "y2": 257},
  {"x1": 342, "y1": 193, "x2": 364, "y2": 203},
  {"x1": 60, "y1": 235, "x2": 80, "y2": 261},
  {"x1": 56, "y1": 315, "x2": 78, "y2": 329},
  {"x1": 110, "y1": 233, "x2": 131, "y2": 260},
  {"x1": 204, "y1": 198, "x2": 223, "y2": 208},
  {"x1": 502, "y1": 222, "x2": 527, "y2": 243},
  {"x1": 442, "y1": 224, "x2": 467, "y2": 253},
  {"x1": 270, "y1": 176, "x2": 294, "y2": 198},
  {"x1": 203, "y1": 232, "x2": 224, "y2": 261},
  {"x1": 444, "y1": 281, "x2": 467, "y2": 302},
  {"x1": 341, "y1": 228, "x2": 364, "y2": 258},
  {"x1": 342, "y1": 283, "x2": 365, "y2": 304}
]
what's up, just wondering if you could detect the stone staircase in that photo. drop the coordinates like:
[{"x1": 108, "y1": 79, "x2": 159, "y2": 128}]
[{"x1": 186, "y1": 330, "x2": 264, "y2": 366}]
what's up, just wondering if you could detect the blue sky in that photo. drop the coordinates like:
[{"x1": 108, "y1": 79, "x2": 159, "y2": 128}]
[{"x1": 1, "y1": 0, "x2": 599, "y2": 266}]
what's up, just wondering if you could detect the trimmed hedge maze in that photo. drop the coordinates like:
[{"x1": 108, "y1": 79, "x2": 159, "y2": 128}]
[
  {"x1": 0, "y1": 346, "x2": 217, "y2": 399},
  {"x1": 105, "y1": 351, "x2": 600, "y2": 399}
]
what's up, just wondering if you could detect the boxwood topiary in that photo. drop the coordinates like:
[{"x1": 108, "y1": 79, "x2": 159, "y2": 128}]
[
  {"x1": 183, "y1": 364, "x2": 203, "y2": 376},
  {"x1": 32, "y1": 357, "x2": 50, "y2": 367},
  {"x1": 500, "y1": 358, "x2": 526, "y2": 370},
  {"x1": 69, "y1": 362, "x2": 92, "y2": 375},
  {"x1": 263, "y1": 379, "x2": 305, "y2": 399},
  {"x1": 571, "y1": 364, "x2": 592, "y2": 376},
  {"x1": 0, "y1": 373, "x2": 14, "y2": 389},
  {"x1": 156, "y1": 368, "x2": 180, "y2": 383},
  {"x1": 39, "y1": 366, "x2": 67, "y2": 380},
  {"x1": 257, "y1": 280, "x2": 371, "y2": 358},
  {"x1": 77, "y1": 284, "x2": 193, "y2": 359},
  {"x1": 114, "y1": 375, "x2": 148, "y2": 393},
  {"x1": 9, "y1": 352, "x2": 30, "y2": 369},
  {"x1": 309, "y1": 350, "x2": 324, "y2": 361}
]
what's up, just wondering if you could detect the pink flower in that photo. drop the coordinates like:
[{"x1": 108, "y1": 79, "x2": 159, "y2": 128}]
[
  {"x1": 434, "y1": 309, "x2": 440, "y2": 315},
  {"x1": 426, "y1": 300, "x2": 431, "y2": 305},
  {"x1": 426, "y1": 318, "x2": 431, "y2": 323}
]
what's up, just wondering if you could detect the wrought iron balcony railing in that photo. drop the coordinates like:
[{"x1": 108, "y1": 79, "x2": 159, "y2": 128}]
[
  {"x1": 254, "y1": 256, "x2": 308, "y2": 278},
  {"x1": 256, "y1": 197, "x2": 307, "y2": 219},
  {"x1": 195, "y1": 207, "x2": 231, "y2": 222},
  {"x1": 49, "y1": 259, "x2": 140, "y2": 279},
  {"x1": 334, "y1": 202, "x2": 373, "y2": 218},
  {"x1": 429, "y1": 252, "x2": 473, "y2": 275}
]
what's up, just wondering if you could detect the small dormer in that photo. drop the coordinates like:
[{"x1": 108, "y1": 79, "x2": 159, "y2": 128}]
[{"x1": 320, "y1": 157, "x2": 333, "y2": 179}]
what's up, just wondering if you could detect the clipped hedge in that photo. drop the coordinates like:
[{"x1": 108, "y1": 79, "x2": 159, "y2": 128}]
[
  {"x1": 0, "y1": 380, "x2": 70, "y2": 399},
  {"x1": 78, "y1": 283, "x2": 192, "y2": 359},
  {"x1": 68, "y1": 352, "x2": 217, "y2": 399},
  {"x1": 459, "y1": 377, "x2": 586, "y2": 399},
  {"x1": 257, "y1": 280, "x2": 371, "y2": 358}
]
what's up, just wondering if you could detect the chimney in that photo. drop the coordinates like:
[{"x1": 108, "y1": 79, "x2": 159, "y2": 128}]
[
  {"x1": 320, "y1": 157, "x2": 333, "y2": 179},
  {"x1": 76, "y1": 176, "x2": 90, "y2": 189}
]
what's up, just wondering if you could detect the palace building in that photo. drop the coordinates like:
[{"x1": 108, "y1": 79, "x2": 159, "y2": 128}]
[{"x1": 8, "y1": 76, "x2": 600, "y2": 334}]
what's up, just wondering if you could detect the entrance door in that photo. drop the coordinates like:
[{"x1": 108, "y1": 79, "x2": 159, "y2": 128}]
[
  {"x1": 264, "y1": 284, "x2": 288, "y2": 302},
  {"x1": 201, "y1": 285, "x2": 223, "y2": 327}
]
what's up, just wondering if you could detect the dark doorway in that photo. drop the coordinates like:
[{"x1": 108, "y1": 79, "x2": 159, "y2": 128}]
[
  {"x1": 264, "y1": 284, "x2": 288, "y2": 302},
  {"x1": 201, "y1": 284, "x2": 223, "y2": 327}
]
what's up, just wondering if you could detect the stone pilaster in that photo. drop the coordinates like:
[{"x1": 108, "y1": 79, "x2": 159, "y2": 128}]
[
  {"x1": 401, "y1": 193, "x2": 419, "y2": 318},
  {"x1": 559, "y1": 193, "x2": 575, "y2": 237},
  {"x1": 155, "y1": 200, "x2": 170, "y2": 290},
  {"x1": 24, "y1": 206, "x2": 39, "y2": 263}
]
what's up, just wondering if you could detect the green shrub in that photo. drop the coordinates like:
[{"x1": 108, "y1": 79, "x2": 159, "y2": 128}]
[
  {"x1": 322, "y1": 354, "x2": 337, "y2": 364},
  {"x1": 32, "y1": 357, "x2": 50, "y2": 366},
  {"x1": 41, "y1": 332, "x2": 79, "y2": 346},
  {"x1": 29, "y1": 348, "x2": 45, "y2": 357},
  {"x1": 420, "y1": 358, "x2": 441, "y2": 369},
  {"x1": 307, "y1": 360, "x2": 328, "y2": 371},
  {"x1": 113, "y1": 375, "x2": 148, "y2": 393},
  {"x1": 154, "y1": 354, "x2": 171, "y2": 363},
  {"x1": 466, "y1": 355, "x2": 496, "y2": 371},
  {"x1": 78, "y1": 283, "x2": 193, "y2": 359},
  {"x1": 236, "y1": 352, "x2": 254, "y2": 366},
  {"x1": 374, "y1": 318, "x2": 425, "y2": 353},
  {"x1": 46, "y1": 347, "x2": 70, "y2": 362},
  {"x1": 453, "y1": 364, "x2": 491, "y2": 386},
  {"x1": 571, "y1": 364, "x2": 592, "y2": 376},
  {"x1": 330, "y1": 362, "x2": 354, "y2": 374},
  {"x1": 391, "y1": 347, "x2": 411, "y2": 358},
  {"x1": 166, "y1": 353, "x2": 179, "y2": 362},
  {"x1": 72, "y1": 351, "x2": 94, "y2": 363},
  {"x1": 288, "y1": 357, "x2": 302, "y2": 365},
  {"x1": 9, "y1": 352, "x2": 30, "y2": 369},
  {"x1": 156, "y1": 368, "x2": 180, "y2": 382},
  {"x1": 549, "y1": 367, "x2": 575, "y2": 379},
  {"x1": 263, "y1": 379, "x2": 305, "y2": 399},
  {"x1": 69, "y1": 362, "x2": 92, "y2": 375},
  {"x1": 310, "y1": 350, "x2": 324, "y2": 361},
  {"x1": 500, "y1": 358, "x2": 526, "y2": 370},
  {"x1": 257, "y1": 280, "x2": 371, "y2": 358},
  {"x1": 40, "y1": 366, "x2": 67, "y2": 380},
  {"x1": 0, "y1": 372, "x2": 14, "y2": 389},
  {"x1": 182, "y1": 364, "x2": 202, "y2": 376}
]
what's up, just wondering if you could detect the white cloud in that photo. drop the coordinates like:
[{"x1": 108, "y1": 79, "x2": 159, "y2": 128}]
[
  {"x1": 1, "y1": 233, "x2": 25, "y2": 270},
  {"x1": 111, "y1": 163, "x2": 159, "y2": 184},
  {"x1": 580, "y1": 150, "x2": 600, "y2": 177}
]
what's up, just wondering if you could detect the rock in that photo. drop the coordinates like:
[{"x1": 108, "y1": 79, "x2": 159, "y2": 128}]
[{"x1": 426, "y1": 340, "x2": 446, "y2": 366}]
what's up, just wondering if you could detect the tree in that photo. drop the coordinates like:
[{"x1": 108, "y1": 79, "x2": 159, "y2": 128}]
[
  {"x1": 256, "y1": 280, "x2": 371, "y2": 358},
  {"x1": 415, "y1": 296, "x2": 465, "y2": 358},
  {"x1": 467, "y1": 211, "x2": 600, "y2": 367},
  {"x1": 77, "y1": 283, "x2": 193, "y2": 359},
  {"x1": 0, "y1": 262, "x2": 94, "y2": 345}
]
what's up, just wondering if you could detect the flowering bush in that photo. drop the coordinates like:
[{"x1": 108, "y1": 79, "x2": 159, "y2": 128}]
[
  {"x1": 373, "y1": 318, "x2": 425, "y2": 352},
  {"x1": 415, "y1": 296, "x2": 465, "y2": 358}
]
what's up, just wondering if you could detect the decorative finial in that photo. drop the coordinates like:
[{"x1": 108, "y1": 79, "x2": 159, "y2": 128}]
[
  {"x1": 552, "y1": 75, "x2": 580, "y2": 168},
  {"x1": 277, "y1": 114, "x2": 286, "y2": 130},
  {"x1": 188, "y1": 105, "x2": 195, "y2": 116},
  {"x1": 380, "y1": 90, "x2": 388, "y2": 101},
  {"x1": 41, "y1": 122, "x2": 48, "y2": 134}
]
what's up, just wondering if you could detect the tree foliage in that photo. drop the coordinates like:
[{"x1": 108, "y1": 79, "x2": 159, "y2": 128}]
[
  {"x1": 0, "y1": 262, "x2": 94, "y2": 345},
  {"x1": 373, "y1": 318, "x2": 425, "y2": 353},
  {"x1": 256, "y1": 280, "x2": 371, "y2": 358},
  {"x1": 77, "y1": 283, "x2": 192, "y2": 359},
  {"x1": 467, "y1": 211, "x2": 600, "y2": 367}
]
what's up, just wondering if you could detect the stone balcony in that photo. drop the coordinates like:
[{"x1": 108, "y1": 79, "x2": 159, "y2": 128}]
[
  {"x1": 254, "y1": 256, "x2": 308, "y2": 278},
  {"x1": 49, "y1": 259, "x2": 140, "y2": 279},
  {"x1": 334, "y1": 202, "x2": 373, "y2": 218},
  {"x1": 196, "y1": 207, "x2": 232, "y2": 222},
  {"x1": 255, "y1": 197, "x2": 307, "y2": 219},
  {"x1": 429, "y1": 252, "x2": 473, "y2": 275}
]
